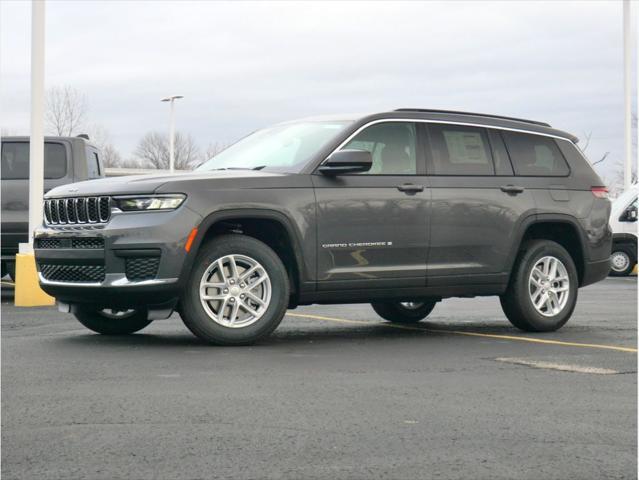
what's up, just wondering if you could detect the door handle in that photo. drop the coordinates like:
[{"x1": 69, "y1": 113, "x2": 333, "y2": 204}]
[
  {"x1": 397, "y1": 183, "x2": 424, "y2": 194},
  {"x1": 500, "y1": 185, "x2": 524, "y2": 194}
]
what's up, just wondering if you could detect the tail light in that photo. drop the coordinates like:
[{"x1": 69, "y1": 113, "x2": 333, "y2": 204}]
[{"x1": 591, "y1": 186, "x2": 609, "y2": 199}]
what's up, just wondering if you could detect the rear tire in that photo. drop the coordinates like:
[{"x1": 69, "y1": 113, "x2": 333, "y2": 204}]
[
  {"x1": 500, "y1": 240, "x2": 578, "y2": 332},
  {"x1": 180, "y1": 234, "x2": 289, "y2": 345},
  {"x1": 609, "y1": 244, "x2": 636, "y2": 276},
  {"x1": 371, "y1": 300, "x2": 437, "y2": 324},
  {"x1": 74, "y1": 306, "x2": 152, "y2": 335}
]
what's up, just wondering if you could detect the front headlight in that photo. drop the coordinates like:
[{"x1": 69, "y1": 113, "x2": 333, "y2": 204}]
[{"x1": 114, "y1": 194, "x2": 186, "y2": 211}]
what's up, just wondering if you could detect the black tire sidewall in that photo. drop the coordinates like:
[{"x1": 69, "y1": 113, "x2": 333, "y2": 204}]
[
  {"x1": 180, "y1": 235, "x2": 289, "y2": 345},
  {"x1": 610, "y1": 244, "x2": 636, "y2": 276},
  {"x1": 371, "y1": 300, "x2": 437, "y2": 323},
  {"x1": 507, "y1": 240, "x2": 578, "y2": 332},
  {"x1": 74, "y1": 306, "x2": 152, "y2": 335}
]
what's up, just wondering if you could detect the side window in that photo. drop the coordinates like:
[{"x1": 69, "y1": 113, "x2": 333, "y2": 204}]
[
  {"x1": 0, "y1": 142, "x2": 67, "y2": 179},
  {"x1": 45, "y1": 143, "x2": 67, "y2": 179},
  {"x1": 488, "y1": 130, "x2": 514, "y2": 176},
  {"x1": 502, "y1": 132, "x2": 569, "y2": 177},
  {"x1": 1, "y1": 142, "x2": 29, "y2": 179},
  {"x1": 341, "y1": 122, "x2": 417, "y2": 175},
  {"x1": 87, "y1": 149, "x2": 101, "y2": 178},
  {"x1": 427, "y1": 124, "x2": 494, "y2": 175}
]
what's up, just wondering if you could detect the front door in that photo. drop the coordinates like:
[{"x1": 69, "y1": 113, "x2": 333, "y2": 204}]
[{"x1": 312, "y1": 121, "x2": 430, "y2": 290}]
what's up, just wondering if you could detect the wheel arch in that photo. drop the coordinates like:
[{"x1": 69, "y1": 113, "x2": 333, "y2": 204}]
[
  {"x1": 180, "y1": 209, "x2": 306, "y2": 299},
  {"x1": 509, "y1": 214, "x2": 588, "y2": 287}
]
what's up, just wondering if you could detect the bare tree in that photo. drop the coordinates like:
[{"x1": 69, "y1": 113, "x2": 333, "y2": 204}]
[
  {"x1": 45, "y1": 86, "x2": 88, "y2": 136},
  {"x1": 204, "y1": 141, "x2": 230, "y2": 160},
  {"x1": 133, "y1": 131, "x2": 200, "y2": 170},
  {"x1": 86, "y1": 124, "x2": 123, "y2": 167}
]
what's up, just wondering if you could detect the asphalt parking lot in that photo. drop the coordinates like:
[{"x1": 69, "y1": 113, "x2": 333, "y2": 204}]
[{"x1": 1, "y1": 277, "x2": 637, "y2": 480}]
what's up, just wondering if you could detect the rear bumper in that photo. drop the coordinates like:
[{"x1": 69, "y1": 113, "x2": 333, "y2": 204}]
[{"x1": 581, "y1": 258, "x2": 611, "y2": 288}]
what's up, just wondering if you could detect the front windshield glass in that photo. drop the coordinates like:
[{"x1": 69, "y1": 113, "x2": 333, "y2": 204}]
[{"x1": 196, "y1": 121, "x2": 351, "y2": 173}]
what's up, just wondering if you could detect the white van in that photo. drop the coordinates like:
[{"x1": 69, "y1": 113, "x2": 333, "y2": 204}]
[{"x1": 609, "y1": 185, "x2": 638, "y2": 276}]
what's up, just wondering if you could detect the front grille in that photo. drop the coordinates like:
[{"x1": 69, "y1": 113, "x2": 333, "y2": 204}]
[
  {"x1": 44, "y1": 196, "x2": 111, "y2": 225},
  {"x1": 39, "y1": 264, "x2": 105, "y2": 283},
  {"x1": 125, "y1": 257, "x2": 160, "y2": 281},
  {"x1": 35, "y1": 237, "x2": 104, "y2": 249}
]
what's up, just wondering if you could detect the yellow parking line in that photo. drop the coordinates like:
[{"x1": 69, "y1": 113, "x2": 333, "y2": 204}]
[{"x1": 286, "y1": 312, "x2": 638, "y2": 354}]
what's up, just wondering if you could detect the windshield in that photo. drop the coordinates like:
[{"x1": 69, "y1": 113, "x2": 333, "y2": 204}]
[{"x1": 196, "y1": 121, "x2": 351, "y2": 173}]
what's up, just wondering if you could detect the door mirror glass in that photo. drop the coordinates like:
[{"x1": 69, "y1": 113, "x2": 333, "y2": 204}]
[
  {"x1": 624, "y1": 206, "x2": 638, "y2": 222},
  {"x1": 319, "y1": 149, "x2": 372, "y2": 175}
]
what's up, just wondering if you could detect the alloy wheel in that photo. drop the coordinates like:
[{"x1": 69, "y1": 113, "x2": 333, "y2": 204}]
[{"x1": 199, "y1": 254, "x2": 272, "y2": 328}]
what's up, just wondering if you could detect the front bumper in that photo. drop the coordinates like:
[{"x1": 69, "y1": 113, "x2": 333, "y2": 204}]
[{"x1": 34, "y1": 205, "x2": 201, "y2": 308}]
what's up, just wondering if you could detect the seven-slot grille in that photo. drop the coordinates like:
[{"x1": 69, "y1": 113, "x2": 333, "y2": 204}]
[{"x1": 44, "y1": 197, "x2": 111, "y2": 225}]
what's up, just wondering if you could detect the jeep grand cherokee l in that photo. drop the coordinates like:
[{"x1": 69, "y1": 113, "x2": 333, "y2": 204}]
[{"x1": 34, "y1": 109, "x2": 612, "y2": 345}]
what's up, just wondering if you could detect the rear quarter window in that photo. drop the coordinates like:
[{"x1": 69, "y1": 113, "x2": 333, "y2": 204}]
[
  {"x1": 1, "y1": 142, "x2": 68, "y2": 179},
  {"x1": 502, "y1": 132, "x2": 569, "y2": 177},
  {"x1": 427, "y1": 124, "x2": 494, "y2": 175}
]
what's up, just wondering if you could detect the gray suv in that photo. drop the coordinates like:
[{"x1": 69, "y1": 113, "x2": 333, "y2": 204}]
[{"x1": 34, "y1": 109, "x2": 612, "y2": 345}]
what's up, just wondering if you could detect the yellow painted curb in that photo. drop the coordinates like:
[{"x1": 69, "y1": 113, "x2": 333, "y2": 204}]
[{"x1": 14, "y1": 253, "x2": 54, "y2": 307}]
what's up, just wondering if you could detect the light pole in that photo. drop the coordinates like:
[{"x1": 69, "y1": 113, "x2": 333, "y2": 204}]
[
  {"x1": 622, "y1": 0, "x2": 633, "y2": 191},
  {"x1": 161, "y1": 95, "x2": 184, "y2": 173}
]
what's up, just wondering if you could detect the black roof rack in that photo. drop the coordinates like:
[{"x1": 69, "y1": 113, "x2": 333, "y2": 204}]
[{"x1": 394, "y1": 108, "x2": 551, "y2": 128}]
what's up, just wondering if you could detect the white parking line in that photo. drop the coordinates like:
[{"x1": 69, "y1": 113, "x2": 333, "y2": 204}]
[{"x1": 494, "y1": 357, "x2": 620, "y2": 374}]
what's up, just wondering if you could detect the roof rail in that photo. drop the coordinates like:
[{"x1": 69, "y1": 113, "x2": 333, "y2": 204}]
[
  {"x1": 394, "y1": 108, "x2": 551, "y2": 127},
  {"x1": 76, "y1": 133, "x2": 90, "y2": 140}
]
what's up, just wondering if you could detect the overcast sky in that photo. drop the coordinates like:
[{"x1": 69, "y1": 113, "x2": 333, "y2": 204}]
[{"x1": 1, "y1": 1, "x2": 636, "y2": 181}]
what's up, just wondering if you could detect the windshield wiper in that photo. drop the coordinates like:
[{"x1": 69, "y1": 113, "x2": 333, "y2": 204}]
[{"x1": 210, "y1": 166, "x2": 267, "y2": 171}]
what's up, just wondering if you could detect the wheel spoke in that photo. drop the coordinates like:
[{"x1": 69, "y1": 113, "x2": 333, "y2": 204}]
[
  {"x1": 535, "y1": 292, "x2": 548, "y2": 310},
  {"x1": 228, "y1": 256, "x2": 239, "y2": 279},
  {"x1": 217, "y1": 259, "x2": 227, "y2": 282},
  {"x1": 248, "y1": 275, "x2": 267, "y2": 290},
  {"x1": 239, "y1": 265, "x2": 259, "y2": 282},
  {"x1": 202, "y1": 294, "x2": 226, "y2": 301},
  {"x1": 228, "y1": 301, "x2": 240, "y2": 325},
  {"x1": 217, "y1": 297, "x2": 229, "y2": 320},
  {"x1": 239, "y1": 301, "x2": 259, "y2": 317},
  {"x1": 202, "y1": 282, "x2": 225, "y2": 289},
  {"x1": 548, "y1": 258, "x2": 558, "y2": 279},
  {"x1": 246, "y1": 291, "x2": 266, "y2": 307}
]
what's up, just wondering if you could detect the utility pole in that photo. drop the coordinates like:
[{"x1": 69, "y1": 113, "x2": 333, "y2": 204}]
[
  {"x1": 622, "y1": 0, "x2": 633, "y2": 191},
  {"x1": 161, "y1": 95, "x2": 184, "y2": 173},
  {"x1": 15, "y1": 0, "x2": 54, "y2": 307},
  {"x1": 26, "y1": 0, "x2": 46, "y2": 250}
]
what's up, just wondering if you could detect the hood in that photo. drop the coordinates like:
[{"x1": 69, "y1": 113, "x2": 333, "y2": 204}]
[{"x1": 45, "y1": 170, "x2": 291, "y2": 198}]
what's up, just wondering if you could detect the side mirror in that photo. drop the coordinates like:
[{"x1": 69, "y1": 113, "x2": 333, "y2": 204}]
[
  {"x1": 319, "y1": 149, "x2": 372, "y2": 175},
  {"x1": 624, "y1": 207, "x2": 638, "y2": 222}
]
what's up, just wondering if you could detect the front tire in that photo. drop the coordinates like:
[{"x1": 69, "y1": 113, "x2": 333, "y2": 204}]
[
  {"x1": 371, "y1": 300, "x2": 437, "y2": 324},
  {"x1": 74, "y1": 306, "x2": 152, "y2": 335},
  {"x1": 179, "y1": 234, "x2": 289, "y2": 345},
  {"x1": 500, "y1": 240, "x2": 578, "y2": 332},
  {"x1": 609, "y1": 244, "x2": 636, "y2": 276}
]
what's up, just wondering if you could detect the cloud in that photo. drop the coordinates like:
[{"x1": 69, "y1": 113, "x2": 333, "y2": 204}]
[{"x1": 0, "y1": 0, "x2": 634, "y2": 179}]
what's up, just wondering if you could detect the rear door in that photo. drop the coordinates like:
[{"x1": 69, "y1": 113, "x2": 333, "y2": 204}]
[
  {"x1": 1, "y1": 141, "x2": 72, "y2": 252},
  {"x1": 312, "y1": 121, "x2": 430, "y2": 290},
  {"x1": 424, "y1": 124, "x2": 536, "y2": 286}
]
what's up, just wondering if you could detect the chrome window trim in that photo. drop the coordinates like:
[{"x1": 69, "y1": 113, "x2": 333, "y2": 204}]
[{"x1": 322, "y1": 118, "x2": 575, "y2": 165}]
